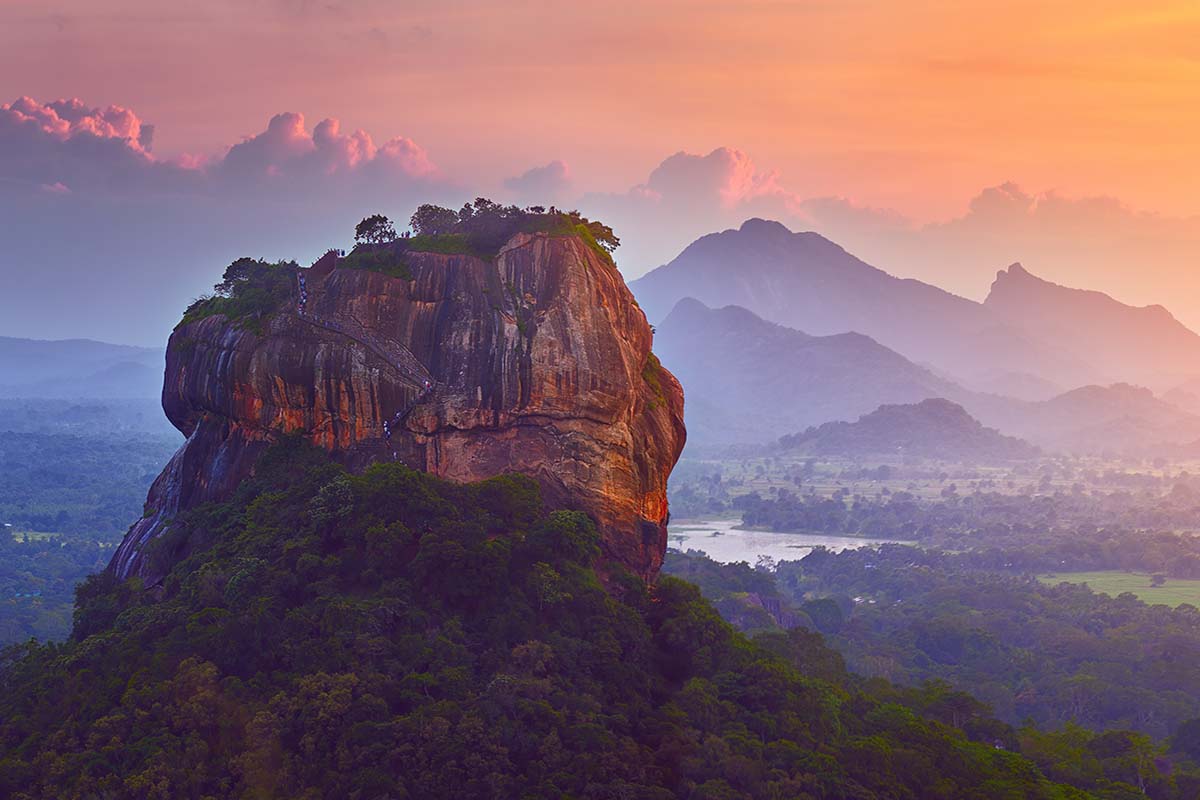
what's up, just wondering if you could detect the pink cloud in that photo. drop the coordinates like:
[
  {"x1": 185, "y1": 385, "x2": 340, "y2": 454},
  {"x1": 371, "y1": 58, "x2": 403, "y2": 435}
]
[
  {"x1": 374, "y1": 135, "x2": 436, "y2": 178},
  {"x1": 218, "y1": 111, "x2": 436, "y2": 184},
  {"x1": 3, "y1": 96, "x2": 152, "y2": 153},
  {"x1": 640, "y1": 147, "x2": 793, "y2": 211},
  {"x1": 0, "y1": 97, "x2": 439, "y2": 196},
  {"x1": 220, "y1": 111, "x2": 316, "y2": 177},
  {"x1": 579, "y1": 147, "x2": 809, "y2": 269},
  {"x1": 503, "y1": 159, "x2": 572, "y2": 204}
]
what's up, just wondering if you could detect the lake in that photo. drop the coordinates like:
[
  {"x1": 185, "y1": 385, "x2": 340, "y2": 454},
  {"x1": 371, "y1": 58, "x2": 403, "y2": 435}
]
[{"x1": 667, "y1": 518, "x2": 907, "y2": 564}]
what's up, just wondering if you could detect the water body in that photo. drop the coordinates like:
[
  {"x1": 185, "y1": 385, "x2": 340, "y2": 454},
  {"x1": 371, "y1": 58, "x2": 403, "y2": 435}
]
[{"x1": 668, "y1": 518, "x2": 906, "y2": 564}]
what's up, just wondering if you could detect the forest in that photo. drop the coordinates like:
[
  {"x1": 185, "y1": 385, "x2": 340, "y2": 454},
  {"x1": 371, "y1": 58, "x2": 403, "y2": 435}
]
[
  {"x1": 665, "y1": 547, "x2": 1200, "y2": 796},
  {"x1": 0, "y1": 407, "x2": 179, "y2": 644},
  {"x1": 0, "y1": 438, "x2": 1144, "y2": 800}
]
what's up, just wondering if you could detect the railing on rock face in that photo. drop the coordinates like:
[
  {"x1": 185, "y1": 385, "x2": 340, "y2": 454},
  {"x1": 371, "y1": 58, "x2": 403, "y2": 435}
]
[{"x1": 296, "y1": 272, "x2": 435, "y2": 460}]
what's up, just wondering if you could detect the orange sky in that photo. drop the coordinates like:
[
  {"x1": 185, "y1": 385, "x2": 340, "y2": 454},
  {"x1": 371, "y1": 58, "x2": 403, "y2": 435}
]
[
  {"x1": 2, "y1": 0, "x2": 1198, "y2": 220},
  {"x1": 3, "y1": 0, "x2": 1200, "y2": 343}
]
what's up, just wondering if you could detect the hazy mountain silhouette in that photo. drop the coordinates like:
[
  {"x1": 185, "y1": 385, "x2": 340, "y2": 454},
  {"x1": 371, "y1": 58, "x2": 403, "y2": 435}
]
[
  {"x1": 976, "y1": 383, "x2": 1200, "y2": 455},
  {"x1": 984, "y1": 263, "x2": 1200, "y2": 390},
  {"x1": 631, "y1": 219, "x2": 1200, "y2": 391},
  {"x1": 777, "y1": 398, "x2": 1039, "y2": 461},
  {"x1": 655, "y1": 300, "x2": 1200, "y2": 454},
  {"x1": 654, "y1": 298, "x2": 966, "y2": 445},
  {"x1": 1162, "y1": 376, "x2": 1200, "y2": 415},
  {"x1": 0, "y1": 336, "x2": 163, "y2": 398}
]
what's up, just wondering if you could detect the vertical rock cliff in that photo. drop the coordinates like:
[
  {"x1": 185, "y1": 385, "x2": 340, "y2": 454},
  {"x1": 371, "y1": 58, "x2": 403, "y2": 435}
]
[{"x1": 112, "y1": 232, "x2": 686, "y2": 583}]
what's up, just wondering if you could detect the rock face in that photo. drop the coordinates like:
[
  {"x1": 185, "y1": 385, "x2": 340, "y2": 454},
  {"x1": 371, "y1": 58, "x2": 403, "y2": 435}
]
[{"x1": 112, "y1": 232, "x2": 686, "y2": 583}]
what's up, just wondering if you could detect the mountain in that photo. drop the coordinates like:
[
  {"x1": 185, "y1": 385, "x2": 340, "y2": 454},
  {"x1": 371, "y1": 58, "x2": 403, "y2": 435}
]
[
  {"x1": 655, "y1": 299, "x2": 1200, "y2": 455},
  {"x1": 630, "y1": 219, "x2": 1101, "y2": 390},
  {"x1": 967, "y1": 370, "x2": 1064, "y2": 402},
  {"x1": 985, "y1": 263, "x2": 1200, "y2": 390},
  {"x1": 631, "y1": 219, "x2": 1200, "y2": 393},
  {"x1": 1163, "y1": 377, "x2": 1200, "y2": 415},
  {"x1": 653, "y1": 297, "x2": 965, "y2": 446},
  {"x1": 0, "y1": 336, "x2": 163, "y2": 398},
  {"x1": 777, "y1": 398, "x2": 1039, "y2": 461},
  {"x1": 114, "y1": 229, "x2": 685, "y2": 584},
  {"x1": 978, "y1": 383, "x2": 1200, "y2": 455}
]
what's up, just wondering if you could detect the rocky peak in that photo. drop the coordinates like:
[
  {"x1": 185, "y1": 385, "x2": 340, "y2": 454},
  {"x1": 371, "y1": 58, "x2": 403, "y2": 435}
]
[
  {"x1": 112, "y1": 230, "x2": 686, "y2": 584},
  {"x1": 994, "y1": 261, "x2": 1030, "y2": 281},
  {"x1": 737, "y1": 217, "x2": 793, "y2": 239}
]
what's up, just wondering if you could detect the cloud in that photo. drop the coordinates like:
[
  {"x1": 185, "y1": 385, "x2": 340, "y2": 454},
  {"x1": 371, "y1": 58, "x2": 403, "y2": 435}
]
[
  {"x1": 503, "y1": 160, "x2": 572, "y2": 205},
  {"x1": 577, "y1": 147, "x2": 808, "y2": 270},
  {"x1": 0, "y1": 96, "x2": 454, "y2": 346},
  {"x1": 6, "y1": 99, "x2": 1200, "y2": 343},
  {"x1": 903, "y1": 183, "x2": 1200, "y2": 312},
  {"x1": 574, "y1": 148, "x2": 1200, "y2": 335},
  {"x1": 0, "y1": 95, "x2": 166, "y2": 193},
  {"x1": 796, "y1": 195, "x2": 912, "y2": 236},
  {"x1": 641, "y1": 148, "x2": 789, "y2": 210},
  {"x1": 0, "y1": 97, "x2": 439, "y2": 196},
  {"x1": 215, "y1": 111, "x2": 436, "y2": 189}
]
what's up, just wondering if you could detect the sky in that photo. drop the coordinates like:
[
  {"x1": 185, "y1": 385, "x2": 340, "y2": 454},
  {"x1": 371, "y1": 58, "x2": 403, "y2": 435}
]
[{"x1": 2, "y1": 0, "x2": 1199, "y2": 345}]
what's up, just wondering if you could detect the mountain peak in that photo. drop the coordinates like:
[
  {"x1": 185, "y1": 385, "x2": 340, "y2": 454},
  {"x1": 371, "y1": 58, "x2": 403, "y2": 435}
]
[
  {"x1": 777, "y1": 396, "x2": 1039, "y2": 460},
  {"x1": 666, "y1": 296, "x2": 711, "y2": 317},
  {"x1": 992, "y1": 262, "x2": 1041, "y2": 286},
  {"x1": 737, "y1": 217, "x2": 793, "y2": 238}
]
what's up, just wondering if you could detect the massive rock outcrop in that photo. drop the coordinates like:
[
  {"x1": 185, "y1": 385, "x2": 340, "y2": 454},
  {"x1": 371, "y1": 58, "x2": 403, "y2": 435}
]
[{"x1": 112, "y1": 232, "x2": 685, "y2": 583}]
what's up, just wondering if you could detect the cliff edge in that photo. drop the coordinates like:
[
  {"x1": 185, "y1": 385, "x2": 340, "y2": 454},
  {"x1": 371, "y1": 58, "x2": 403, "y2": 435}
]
[{"x1": 112, "y1": 229, "x2": 685, "y2": 583}]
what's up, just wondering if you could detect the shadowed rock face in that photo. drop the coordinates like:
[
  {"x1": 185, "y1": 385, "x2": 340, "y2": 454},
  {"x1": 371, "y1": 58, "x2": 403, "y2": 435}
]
[{"x1": 112, "y1": 232, "x2": 686, "y2": 583}]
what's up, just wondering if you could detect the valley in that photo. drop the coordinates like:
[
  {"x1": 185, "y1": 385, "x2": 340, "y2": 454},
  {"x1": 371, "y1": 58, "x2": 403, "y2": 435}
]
[{"x1": 5, "y1": 208, "x2": 1200, "y2": 798}]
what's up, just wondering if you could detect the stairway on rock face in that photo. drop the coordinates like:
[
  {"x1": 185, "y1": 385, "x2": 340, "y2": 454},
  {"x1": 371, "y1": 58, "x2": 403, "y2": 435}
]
[
  {"x1": 296, "y1": 271, "x2": 433, "y2": 390},
  {"x1": 299, "y1": 270, "x2": 436, "y2": 461}
]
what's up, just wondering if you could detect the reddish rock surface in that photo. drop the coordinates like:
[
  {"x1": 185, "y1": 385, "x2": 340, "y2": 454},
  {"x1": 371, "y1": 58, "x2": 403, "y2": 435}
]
[{"x1": 112, "y1": 232, "x2": 686, "y2": 583}]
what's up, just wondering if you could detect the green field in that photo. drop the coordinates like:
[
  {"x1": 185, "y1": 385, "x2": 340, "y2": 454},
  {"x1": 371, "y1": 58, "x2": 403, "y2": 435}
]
[{"x1": 1038, "y1": 570, "x2": 1200, "y2": 607}]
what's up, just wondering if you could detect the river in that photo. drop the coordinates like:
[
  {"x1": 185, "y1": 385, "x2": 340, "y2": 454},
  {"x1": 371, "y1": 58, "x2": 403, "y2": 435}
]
[{"x1": 667, "y1": 518, "x2": 907, "y2": 564}]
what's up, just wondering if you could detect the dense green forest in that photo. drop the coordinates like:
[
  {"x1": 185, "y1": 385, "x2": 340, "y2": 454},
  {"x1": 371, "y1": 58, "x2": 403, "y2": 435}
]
[
  {"x1": 0, "y1": 401, "x2": 179, "y2": 644},
  {"x1": 0, "y1": 398, "x2": 176, "y2": 438},
  {"x1": 0, "y1": 439, "x2": 1124, "y2": 799},
  {"x1": 0, "y1": 430, "x2": 177, "y2": 536},
  {"x1": 665, "y1": 549, "x2": 1200, "y2": 796},
  {"x1": 774, "y1": 547, "x2": 1200, "y2": 737},
  {"x1": 0, "y1": 531, "x2": 113, "y2": 643}
]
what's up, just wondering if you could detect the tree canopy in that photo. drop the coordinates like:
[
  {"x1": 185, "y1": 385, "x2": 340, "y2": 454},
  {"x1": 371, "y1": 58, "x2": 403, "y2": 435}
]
[
  {"x1": 354, "y1": 214, "x2": 397, "y2": 245},
  {"x1": 408, "y1": 198, "x2": 620, "y2": 261},
  {"x1": 0, "y1": 439, "x2": 1099, "y2": 799}
]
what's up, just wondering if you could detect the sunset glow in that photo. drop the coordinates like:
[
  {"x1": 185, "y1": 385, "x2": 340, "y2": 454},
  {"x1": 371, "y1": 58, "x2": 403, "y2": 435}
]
[{"x1": 3, "y1": 0, "x2": 1200, "y2": 341}]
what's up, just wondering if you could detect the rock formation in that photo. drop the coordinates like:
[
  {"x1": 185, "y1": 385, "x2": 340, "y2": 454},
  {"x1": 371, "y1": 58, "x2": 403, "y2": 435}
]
[{"x1": 112, "y1": 232, "x2": 686, "y2": 583}]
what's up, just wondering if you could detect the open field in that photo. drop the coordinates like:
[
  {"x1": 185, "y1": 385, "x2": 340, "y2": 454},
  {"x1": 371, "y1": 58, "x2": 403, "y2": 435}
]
[
  {"x1": 2, "y1": 529, "x2": 61, "y2": 542},
  {"x1": 1038, "y1": 570, "x2": 1200, "y2": 607}
]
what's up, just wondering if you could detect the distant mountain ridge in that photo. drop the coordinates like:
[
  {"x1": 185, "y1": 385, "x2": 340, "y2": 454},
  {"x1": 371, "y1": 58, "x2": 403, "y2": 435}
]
[
  {"x1": 777, "y1": 398, "x2": 1039, "y2": 461},
  {"x1": 984, "y1": 263, "x2": 1200, "y2": 389},
  {"x1": 631, "y1": 219, "x2": 1200, "y2": 393},
  {"x1": 0, "y1": 336, "x2": 163, "y2": 398},
  {"x1": 988, "y1": 383, "x2": 1200, "y2": 454},
  {"x1": 654, "y1": 297, "x2": 967, "y2": 445},
  {"x1": 656, "y1": 299, "x2": 1200, "y2": 455}
]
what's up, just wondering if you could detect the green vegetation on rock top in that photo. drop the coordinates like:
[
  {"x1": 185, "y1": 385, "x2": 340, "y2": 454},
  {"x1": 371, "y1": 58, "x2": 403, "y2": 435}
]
[
  {"x1": 178, "y1": 257, "x2": 297, "y2": 334},
  {"x1": 403, "y1": 198, "x2": 620, "y2": 264},
  {"x1": 338, "y1": 247, "x2": 414, "y2": 279}
]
